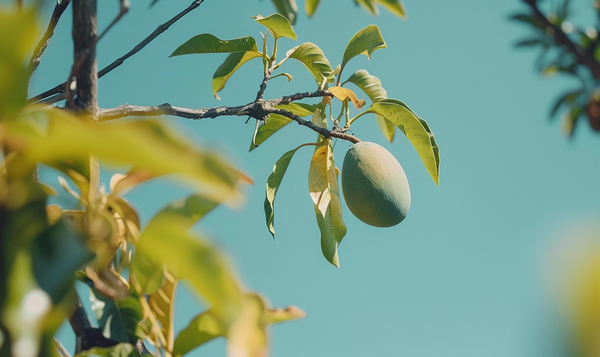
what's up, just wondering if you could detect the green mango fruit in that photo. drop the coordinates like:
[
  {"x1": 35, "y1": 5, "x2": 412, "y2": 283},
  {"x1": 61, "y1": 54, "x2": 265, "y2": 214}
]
[{"x1": 341, "y1": 142, "x2": 410, "y2": 227}]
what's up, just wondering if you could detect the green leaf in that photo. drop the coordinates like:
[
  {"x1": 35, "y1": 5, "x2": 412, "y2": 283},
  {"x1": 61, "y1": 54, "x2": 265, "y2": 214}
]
[
  {"x1": 173, "y1": 311, "x2": 224, "y2": 356},
  {"x1": 354, "y1": 0, "x2": 378, "y2": 15},
  {"x1": 269, "y1": 0, "x2": 298, "y2": 25},
  {"x1": 377, "y1": 0, "x2": 407, "y2": 19},
  {"x1": 148, "y1": 271, "x2": 177, "y2": 353},
  {"x1": 136, "y1": 217, "x2": 243, "y2": 327},
  {"x1": 212, "y1": 51, "x2": 262, "y2": 99},
  {"x1": 264, "y1": 144, "x2": 311, "y2": 238},
  {"x1": 341, "y1": 25, "x2": 387, "y2": 72},
  {"x1": 74, "y1": 343, "x2": 135, "y2": 357},
  {"x1": 7, "y1": 108, "x2": 247, "y2": 204},
  {"x1": 367, "y1": 100, "x2": 440, "y2": 185},
  {"x1": 308, "y1": 142, "x2": 346, "y2": 267},
  {"x1": 305, "y1": 0, "x2": 322, "y2": 17},
  {"x1": 170, "y1": 34, "x2": 258, "y2": 57},
  {"x1": 254, "y1": 14, "x2": 297, "y2": 40},
  {"x1": 249, "y1": 103, "x2": 318, "y2": 151},
  {"x1": 0, "y1": 8, "x2": 38, "y2": 120},
  {"x1": 30, "y1": 219, "x2": 93, "y2": 303},
  {"x1": 286, "y1": 43, "x2": 334, "y2": 85},
  {"x1": 90, "y1": 290, "x2": 144, "y2": 344},
  {"x1": 344, "y1": 69, "x2": 395, "y2": 142},
  {"x1": 130, "y1": 253, "x2": 164, "y2": 295}
]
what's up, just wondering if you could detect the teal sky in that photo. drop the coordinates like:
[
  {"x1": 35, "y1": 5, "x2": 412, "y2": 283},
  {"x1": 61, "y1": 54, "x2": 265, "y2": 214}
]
[{"x1": 13, "y1": 0, "x2": 600, "y2": 356}]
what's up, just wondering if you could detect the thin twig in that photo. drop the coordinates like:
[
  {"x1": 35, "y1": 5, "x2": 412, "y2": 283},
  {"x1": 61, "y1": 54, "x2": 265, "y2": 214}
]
[
  {"x1": 28, "y1": 0, "x2": 72, "y2": 78},
  {"x1": 97, "y1": 0, "x2": 130, "y2": 42},
  {"x1": 28, "y1": 0, "x2": 204, "y2": 104},
  {"x1": 522, "y1": 0, "x2": 600, "y2": 77}
]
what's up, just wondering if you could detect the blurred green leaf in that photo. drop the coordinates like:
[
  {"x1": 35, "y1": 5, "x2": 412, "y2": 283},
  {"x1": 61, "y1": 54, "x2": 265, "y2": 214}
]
[
  {"x1": 286, "y1": 43, "x2": 334, "y2": 84},
  {"x1": 90, "y1": 289, "x2": 144, "y2": 344},
  {"x1": 515, "y1": 38, "x2": 545, "y2": 48},
  {"x1": 269, "y1": 0, "x2": 298, "y2": 25},
  {"x1": 130, "y1": 253, "x2": 164, "y2": 295},
  {"x1": 74, "y1": 342, "x2": 135, "y2": 357},
  {"x1": 344, "y1": 69, "x2": 394, "y2": 141},
  {"x1": 148, "y1": 271, "x2": 177, "y2": 353},
  {"x1": 31, "y1": 219, "x2": 93, "y2": 303},
  {"x1": 250, "y1": 103, "x2": 318, "y2": 151},
  {"x1": 136, "y1": 217, "x2": 243, "y2": 327},
  {"x1": 377, "y1": 0, "x2": 407, "y2": 18},
  {"x1": 0, "y1": 8, "x2": 38, "y2": 120},
  {"x1": 354, "y1": 0, "x2": 378, "y2": 15},
  {"x1": 170, "y1": 34, "x2": 258, "y2": 57},
  {"x1": 212, "y1": 51, "x2": 262, "y2": 99},
  {"x1": 264, "y1": 143, "x2": 312, "y2": 238},
  {"x1": 6, "y1": 108, "x2": 247, "y2": 204},
  {"x1": 341, "y1": 25, "x2": 386, "y2": 74},
  {"x1": 305, "y1": 0, "x2": 321, "y2": 17},
  {"x1": 173, "y1": 311, "x2": 223, "y2": 356},
  {"x1": 308, "y1": 142, "x2": 346, "y2": 267},
  {"x1": 254, "y1": 14, "x2": 297, "y2": 40},
  {"x1": 550, "y1": 88, "x2": 585, "y2": 118},
  {"x1": 366, "y1": 99, "x2": 440, "y2": 185},
  {"x1": 226, "y1": 293, "x2": 268, "y2": 357}
]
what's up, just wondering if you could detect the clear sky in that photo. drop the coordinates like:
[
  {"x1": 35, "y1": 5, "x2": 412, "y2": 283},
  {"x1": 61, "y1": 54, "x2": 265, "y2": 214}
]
[{"x1": 17, "y1": 0, "x2": 600, "y2": 356}]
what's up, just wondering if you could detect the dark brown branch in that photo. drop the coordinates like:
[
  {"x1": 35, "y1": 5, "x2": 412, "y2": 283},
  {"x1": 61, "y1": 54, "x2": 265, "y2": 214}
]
[
  {"x1": 28, "y1": 0, "x2": 72, "y2": 78},
  {"x1": 28, "y1": 0, "x2": 204, "y2": 104},
  {"x1": 70, "y1": 0, "x2": 98, "y2": 113},
  {"x1": 522, "y1": 0, "x2": 600, "y2": 77},
  {"x1": 97, "y1": 0, "x2": 130, "y2": 42},
  {"x1": 97, "y1": 90, "x2": 360, "y2": 143}
]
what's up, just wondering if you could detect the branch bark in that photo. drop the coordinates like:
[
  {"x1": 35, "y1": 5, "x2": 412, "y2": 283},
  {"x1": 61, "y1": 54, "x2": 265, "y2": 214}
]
[{"x1": 97, "y1": 90, "x2": 361, "y2": 143}]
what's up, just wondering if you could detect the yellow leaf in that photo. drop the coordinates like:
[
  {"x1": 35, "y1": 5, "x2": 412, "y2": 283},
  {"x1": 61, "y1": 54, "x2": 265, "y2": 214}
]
[{"x1": 328, "y1": 86, "x2": 366, "y2": 109}]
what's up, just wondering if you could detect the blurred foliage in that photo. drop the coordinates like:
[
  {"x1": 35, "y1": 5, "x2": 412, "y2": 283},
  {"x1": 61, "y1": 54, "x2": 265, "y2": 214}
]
[{"x1": 512, "y1": 0, "x2": 600, "y2": 136}]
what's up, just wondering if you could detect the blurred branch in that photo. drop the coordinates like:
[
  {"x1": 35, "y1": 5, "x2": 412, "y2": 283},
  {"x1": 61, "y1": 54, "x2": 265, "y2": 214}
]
[
  {"x1": 54, "y1": 338, "x2": 72, "y2": 357},
  {"x1": 28, "y1": 0, "x2": 72, "y2": 78},
  {"x1": 28, "y1": 0, "x2": 205, "y2": 104},
  {"x1": 98, "y1": 89, "x2": 360, "y2": 143},
  {"x1": 521, "y1": 0, "x2": 600, "y2": 77}
]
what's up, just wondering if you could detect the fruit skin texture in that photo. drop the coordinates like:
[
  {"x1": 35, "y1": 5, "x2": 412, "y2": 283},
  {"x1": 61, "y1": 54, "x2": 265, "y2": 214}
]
[{"x1": 341, "y1": 142, "x2": 411, "y2": 227}]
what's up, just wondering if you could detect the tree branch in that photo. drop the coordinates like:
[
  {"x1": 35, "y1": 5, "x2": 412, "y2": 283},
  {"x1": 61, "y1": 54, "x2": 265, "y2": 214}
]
[
  {"x1": 28, "y1": 0, "x2": 204, "y2": 104},
  {"x1": 522, "y1": 0, "x2": 600, "y2": 78},
  {"x1": 28, "y1": 0, "x2": 72, "y2": 78},
  {"x1": 97, "y1": 90, "x2": 361, "y2": 143}
]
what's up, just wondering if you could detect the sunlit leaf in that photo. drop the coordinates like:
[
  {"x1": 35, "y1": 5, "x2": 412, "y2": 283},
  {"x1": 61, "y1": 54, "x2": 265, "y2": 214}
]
[
  {"x1": 6, "y1": 108, "x2": 247, "y2": 204},
  {"x1": 250, "y1": 102, "x2": 318, "y2": 151},
  {"x1": 148, "y1": 271, "x2": 177, "y2": 353},
  {"x1": 212, "y1": 51, "x2": 262, "y2": 99},
  {"x1": 354, "y1": 0, "x2": 378, "y2": 15},
  {"x1": 286, "y1": 43, "x2": 334, "y2": 85},
  {"x1": 269, "y1": 0, "x2": 298, "y2": 25},
  {"x1": 74, "y1": 342, "x2": 134, "y2": 357},
  {"x1": 170, "y1": 34, "x2": 257, "y2": 57},
  {"x1": 227, "y1": 293, "x2": 268, "y2": 357},
  {"x1": 328, "y1": 86, "x2": 366, "y2": 109},
  {"x1": 344, "y1": 69, "x2": 395, "y2": 141},
  {"x1": 90, "y1": 289, "x2": 144, "y2": 344},
  {"x1": 377, "y1": 0, "x2": 407, "y2": 19},
  {"x1": 264, "y1": 143, "x2": 312, "y2": 238},
  {"x1": 341, "y1": 25, "x2": 387, "y2": 73},
  {"x1": 131, "y1": 253, "x2": 164, "y2": 295},
  {"x1": 366, "y1": 99, "x2": 440, "y2": 185},
  {"x1": 266, "y1": 305, "x2": 305, "y2": 324},
  {"x1": 254, "y1": 14, "x2": 297, "y2": 40},
  {"x1": 136, "y1": 217, "x2": 243, "y2": 327},
  {"x1": 173, "y1": 311, "x2": 224, "y2": 356},
  {"x1": 305, "y1": 0, "x2": 321, "y2": 17},
  {"x1": 0, "y1": 8, "x2": 38, "y2": 120},
  {"x1": 308, "y1": 142, "x2": 346, "y2": 267}
]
